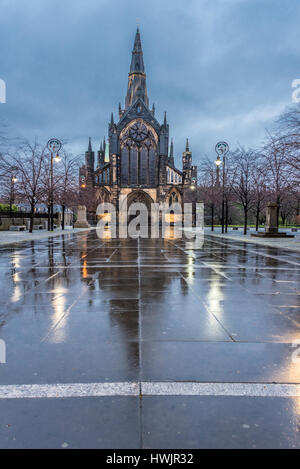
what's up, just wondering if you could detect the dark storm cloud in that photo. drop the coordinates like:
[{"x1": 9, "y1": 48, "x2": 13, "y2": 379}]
[{"x1": 1, "y1": 0, "x2": 300, "y2": 166}]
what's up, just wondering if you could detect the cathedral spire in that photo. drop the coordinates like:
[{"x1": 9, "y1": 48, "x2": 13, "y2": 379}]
[
  {"x1": 130, "y1": 27, "x2": 144, "y2": 73},
  {"x1": 125, "y1": 27, "x2": 149, "y2": 109}
]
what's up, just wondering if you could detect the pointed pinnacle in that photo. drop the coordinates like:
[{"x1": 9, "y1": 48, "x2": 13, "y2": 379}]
[
  {"x1": 88, "y1": 137, "x2": 92, "y2": 152},
  {"x1": 170, "y1": 138, "x2": 174, "y2": 157},
  {"x1": 133, "y1": 27, "x2": 142, "y2": 52}
]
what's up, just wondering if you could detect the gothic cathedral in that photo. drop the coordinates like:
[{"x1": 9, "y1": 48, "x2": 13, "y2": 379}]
[{"x1": 79, "y1": 27, "x2": 198, "y2": 214}]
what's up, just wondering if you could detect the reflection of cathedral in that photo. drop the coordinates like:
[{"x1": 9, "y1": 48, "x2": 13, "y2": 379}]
[{"x1": 79, "y1": 27, "x2": 198, "y2": 212}]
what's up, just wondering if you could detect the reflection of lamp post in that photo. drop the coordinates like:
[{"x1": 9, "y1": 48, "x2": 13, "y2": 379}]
[
  {"x1": 47, "y1": 138, "x2": 62, "y2": 231},
  {"x1": 215, "y1": 142, "x2": 229, "y2": 234}
]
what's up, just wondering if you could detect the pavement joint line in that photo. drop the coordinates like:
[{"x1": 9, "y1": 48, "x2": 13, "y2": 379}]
[
  {"x1": 246, "y1": 249, "x2": 300, "y2": 267},
  {"x1": 137, "y1": 237, "x2": 144, "y2": 449},
  {"x1": 206, "y1": 233, "x2": 300, "y2": 254},
  {"x1": 206, "y1": 232, "x2": 300, "y2": 253},
  {"x1": 4, "y1": 270, "x2": 61, "y2": 308},
  {"x1": 105, "y1": 248, "x2": 118, "y2": 262},
  {"x1": 178, "y1": 272, "x2": 236, "y2": 343},
  {"x1": 198, "y1": 239, "x2": 300, "y2": 306},
  {"x1": 0, "y1": 382, "x2": 299, "y2": 399},
  {"x1": 40, "y1": 285, "x2": 89, "y2": 342}
]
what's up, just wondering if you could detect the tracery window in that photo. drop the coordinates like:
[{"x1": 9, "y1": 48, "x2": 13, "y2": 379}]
[
  {"x1": 120, "y1": 119, "x2": 158, "y2": 186},
  {"x1": 168, "y1": 190, "x2": 180, "y2": 207}
]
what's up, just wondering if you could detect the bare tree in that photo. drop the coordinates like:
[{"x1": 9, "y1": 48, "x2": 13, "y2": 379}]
[
  {"x1": 251, "y1": 153, "x2": 268, "y2": 231},
  {"x1": 292, "y1": 189, "x2": 300, "y2": 219},
  {"x1": 223, "y1": 154, "x2": 239, "y2": 232},
  {"x1": 230, "y1": 147, "x2": 257, "y2": 235},
  {"x1": 277, "y1": 104, "x2": 300, "y2": 178},
  {"x1": 262, "y1": 133, "x2": 292, "y2": 225},
  {"x1": 0, "y1": 139, "x2": 46, "y2": 232},
  {"x1": 279, "y1": 194, "x2": 295, "y2": 225},
  {"x1": 40, "y1": 153, "x2": 59, "y2": 230},
  {"x1": 55, "y1": 151, "x2": 79, "y2": 229},
  {"x1": 198, "y1": 158, "x2": 221, "y2": 231}
]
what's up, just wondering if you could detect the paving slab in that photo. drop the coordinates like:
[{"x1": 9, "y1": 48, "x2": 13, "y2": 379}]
[
  {"x1": 0, "y1": 397, "x2": 139, "y2": 449},
  {"x1": 141, "y1": 341, "x2": 300, "y2": 383},
  {"x1": 142, "y1": 396, "x2": 300, "y2": 449}
]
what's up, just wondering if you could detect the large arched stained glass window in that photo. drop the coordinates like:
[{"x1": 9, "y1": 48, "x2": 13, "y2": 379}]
[{"x1": 120, "y1": 119, "x2": 158, "y2": 186}]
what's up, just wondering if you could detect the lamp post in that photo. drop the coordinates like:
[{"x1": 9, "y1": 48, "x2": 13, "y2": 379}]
[
  {"x1": 215, "y1": 141, "x2": 229, "y2": 234},
  {"x1": 9, "y1": 172, "x2": 18, "y2": 216},
  {"x1": 47, "y1": 138, "x2": 62, "y2": 231}
]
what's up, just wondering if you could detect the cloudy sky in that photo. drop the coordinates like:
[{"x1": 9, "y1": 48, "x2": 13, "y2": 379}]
[{"x1": 1, "y1": 0, "x2": 300, "y2": 167}]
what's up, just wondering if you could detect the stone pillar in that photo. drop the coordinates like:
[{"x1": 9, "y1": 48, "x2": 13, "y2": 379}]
[
  {"x1": 74, "y1": 206, "x2": 90, "y2": 228},
  {"x1": 251, "y1": 201, "x2": 294, "y2": 238},
  {"x1": 265, "y1": 202, "x2": 278, "y2": 234}
]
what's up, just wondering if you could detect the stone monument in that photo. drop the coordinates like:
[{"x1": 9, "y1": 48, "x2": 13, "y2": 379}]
[
  {"x1": 251, "y1": 202, "x2": 294, "y2": 238},
  {"x1": 74, "y1": 205, "x2": 90, "y2": 228}
]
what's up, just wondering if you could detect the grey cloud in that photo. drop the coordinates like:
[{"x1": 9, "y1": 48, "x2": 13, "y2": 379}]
[{"x1": 0, "y1": 0, "x2": 300, "y2": 166}]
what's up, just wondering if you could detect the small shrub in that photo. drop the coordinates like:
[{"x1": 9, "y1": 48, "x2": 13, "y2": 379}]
[{"x1": 0, "y1": 204, "x2": 18, "y2": 212}]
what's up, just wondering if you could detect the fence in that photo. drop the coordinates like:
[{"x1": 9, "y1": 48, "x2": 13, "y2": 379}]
[
  {"x1": 0, "y1": 211, "x2": 60, "y2": 230},
  {"x1": 0, "y1": 211, "x2": 58, "y2": 218}
]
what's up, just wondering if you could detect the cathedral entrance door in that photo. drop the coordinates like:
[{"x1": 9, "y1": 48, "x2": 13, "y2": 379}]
[{"x1": 126, "y1": 190, "x2": 153, "y2": 234}]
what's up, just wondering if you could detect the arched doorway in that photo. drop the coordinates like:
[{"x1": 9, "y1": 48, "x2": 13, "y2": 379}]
[{"x1": 126, "y1": 190, "x2": 154, "y2": 232}]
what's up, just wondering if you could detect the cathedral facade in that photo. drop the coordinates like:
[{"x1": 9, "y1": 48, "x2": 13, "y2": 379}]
[{"x1": 79, "y1": 28, "x2": 198, "y2": 216}]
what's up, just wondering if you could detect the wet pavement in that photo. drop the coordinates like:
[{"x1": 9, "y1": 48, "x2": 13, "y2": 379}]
[{"x1": 0, "y1": 230, "x2": 300, "y2": 448}]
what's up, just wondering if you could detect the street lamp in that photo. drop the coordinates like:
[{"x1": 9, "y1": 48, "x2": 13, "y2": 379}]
[
  {"x1": 47, "y1": 138, "x2": 62, "y2": 231},
  {"x1": 190, "y1": 176, "x2": 197, "y2": 191},
  {"x1": 215, "y1": 156, "x2": 222, "y2": 166},
  {"x1": 215, "y1": 156, "x2": 221, "y2": 187},
  {"x1": 215, "y1": 141, "x2": 229, "y2": 234},
  {"x1": 9, "y1": 167, "x2": 18, "y2": 215}
]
